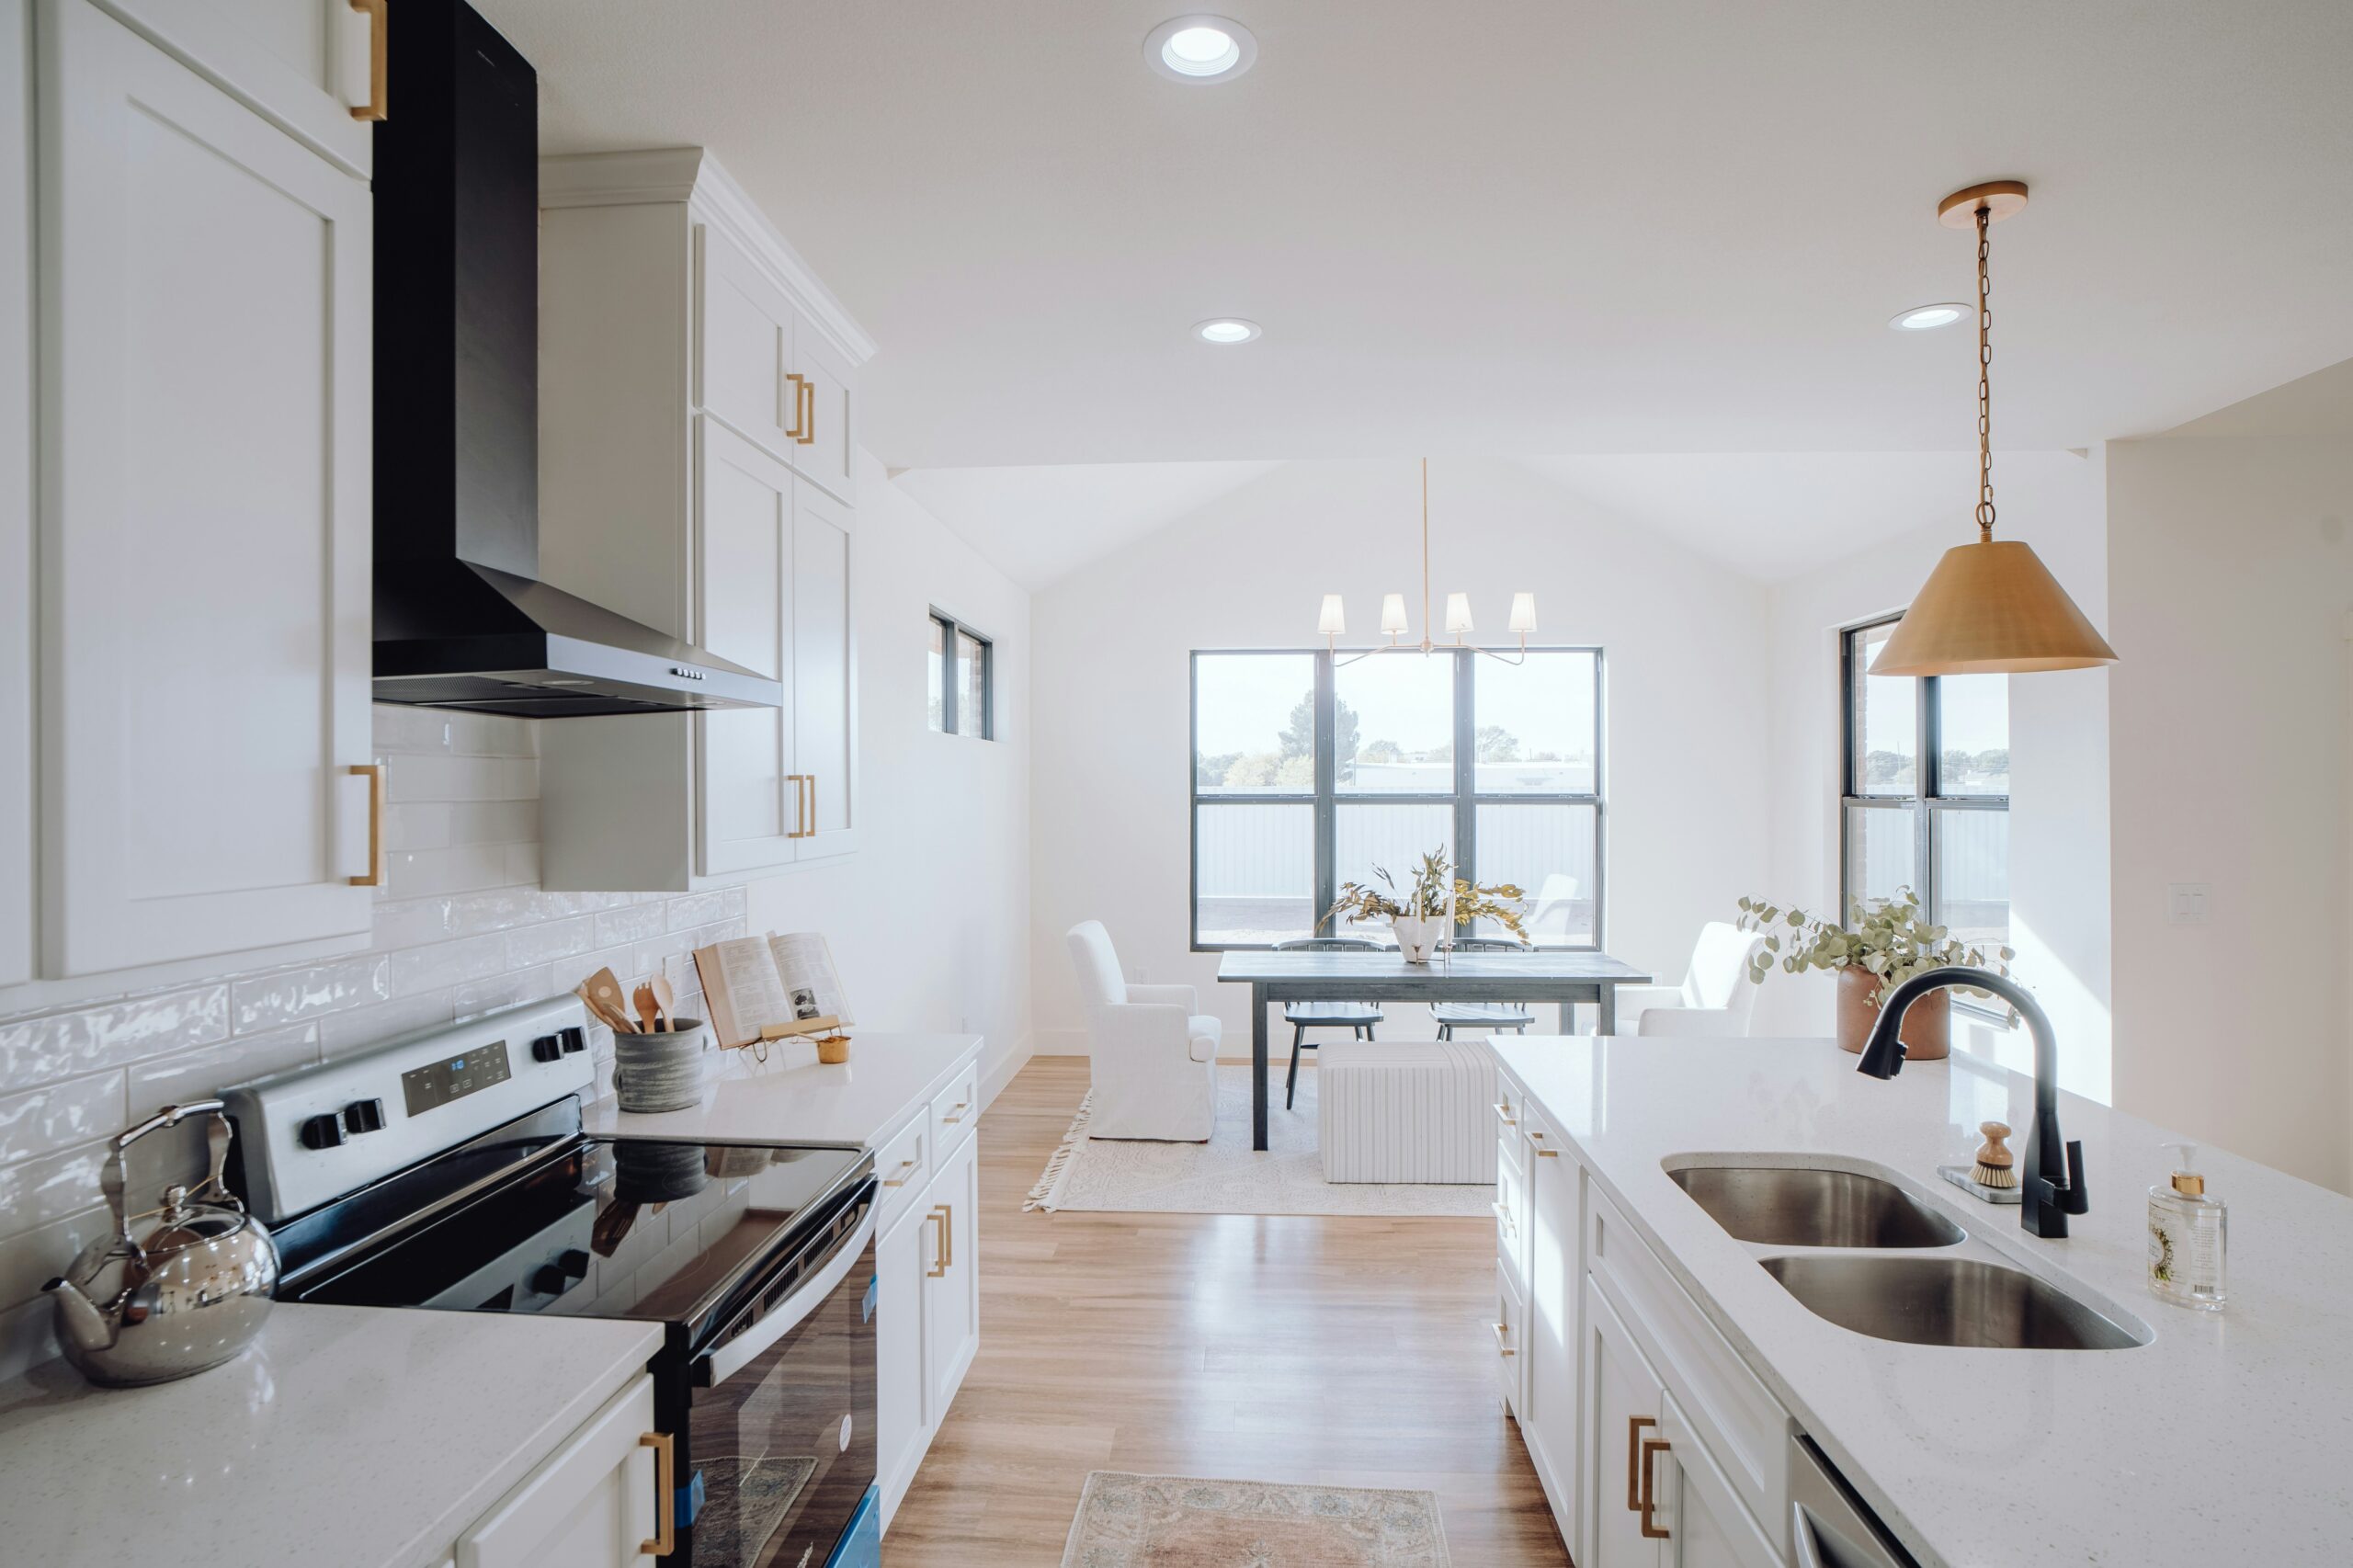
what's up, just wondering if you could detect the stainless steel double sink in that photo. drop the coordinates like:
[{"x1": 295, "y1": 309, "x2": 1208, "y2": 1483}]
[{"x1": 1665, "y1": 1163, "x2": 2145, "y2": 1351}]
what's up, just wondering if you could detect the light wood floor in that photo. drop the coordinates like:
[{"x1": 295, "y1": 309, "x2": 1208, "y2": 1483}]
[{"x1": 885, "y1": 1055, "x2": 1572, "y2": 1564}]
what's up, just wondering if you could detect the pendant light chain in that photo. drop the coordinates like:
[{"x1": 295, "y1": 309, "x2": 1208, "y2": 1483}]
[{"x1": 1975, "y1": 201, "x2": 1996, "y2": 540}]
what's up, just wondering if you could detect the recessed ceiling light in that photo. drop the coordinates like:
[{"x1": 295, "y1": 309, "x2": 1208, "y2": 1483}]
[
  {"x1": 1889, "y1": 302, "x2": 1972, "y2": 332},
  {"x1": 1194, "y1": 318, "x2": 1261, "y2": 344},
  {"x1": 1145, "y1": 15, "x2": 1258, "y2": 83}
]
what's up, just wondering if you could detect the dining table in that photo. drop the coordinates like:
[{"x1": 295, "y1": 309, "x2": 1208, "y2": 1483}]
[{"x1": 1213, "y1": 949, "x2": 1654, "y2": 1150}]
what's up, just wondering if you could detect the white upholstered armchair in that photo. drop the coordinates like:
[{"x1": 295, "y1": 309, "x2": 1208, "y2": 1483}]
[
  {"x1": 1066, "y1": 921, "x2": 1221, "y2": 1141},
  {"x1": 1611, "y1": 921, "x2": 1769, "y2": 1037}
]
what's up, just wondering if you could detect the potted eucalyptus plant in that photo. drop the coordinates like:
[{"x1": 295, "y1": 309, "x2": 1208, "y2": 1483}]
[
  {"x1": 1325, "y1": 847, "x2": 1528, "y2": 963},
  {"x1": 1734, "y1": 890, "x2": 2012, "y2": 1058}
]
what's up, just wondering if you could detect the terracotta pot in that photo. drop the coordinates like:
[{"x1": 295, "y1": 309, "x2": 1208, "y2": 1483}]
[{"x1": 1835, "y1": 968, "x2": 1949, "y2": 1060}]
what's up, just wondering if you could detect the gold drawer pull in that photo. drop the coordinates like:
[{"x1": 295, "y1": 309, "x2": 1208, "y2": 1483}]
[
  {"x1": 638, "y1": 1432, "x2": 675, "y2": 1555},
  {"x1": 1527, "y1": 1130, "x2": 1560, "y2": 1158},
  {"x1": 882, "y1": 1156, "x2": 919, "y2": 1189},
  {"x1": 1490, "y1": 1199, "x2": 1515, "y2": 1232},
  {"x1": 1493, "y1": 1102, "x2": 1518, "y2": 1127},
  {"x1": 940, "y1": 1100, "x2": 970, "y2": 1125},
  {"x1": 1490, "y1": 1321, "x2": 1515, "y2": 1358}
]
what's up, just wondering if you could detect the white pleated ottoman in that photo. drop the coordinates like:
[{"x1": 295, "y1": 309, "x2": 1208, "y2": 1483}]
[{"x1": 1318, "y1": 1037, "x2": 1499, "y2": 1185}]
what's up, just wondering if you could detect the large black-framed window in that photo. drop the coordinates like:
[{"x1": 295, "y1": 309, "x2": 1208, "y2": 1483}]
[
  {"x1": 927, "y1": 609, "x2": 994, "y2": 739},
  {"x1": 1839, "y1": 616, "x2": 2009, "y2": 954},
  {"x1": 1189, "y1": 647, "x2": 1605, "y2": 950}
]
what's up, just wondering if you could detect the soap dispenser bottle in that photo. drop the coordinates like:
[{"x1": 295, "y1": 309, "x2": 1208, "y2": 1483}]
[{"x1": 2147, "y1": 1143, "x2": 2226, "y2": 1312}]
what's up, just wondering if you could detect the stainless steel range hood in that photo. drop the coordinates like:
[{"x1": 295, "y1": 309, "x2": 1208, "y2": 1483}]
[{"x1": 369, "y1": 0, "x2": 781, "y2": 717}]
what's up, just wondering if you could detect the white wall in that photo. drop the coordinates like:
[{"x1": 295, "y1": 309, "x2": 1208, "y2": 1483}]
[
  {"x1": 1755, "y1": 453, "x2": 2113, "y2": 1099},
  {"x1": 0, "y1": 449, "x2": 1032, "y2": 1374},
  {"x1": 2107, "y1": 371, "x2": 2353, "y2": 1191},
  {"x1": 746, "y1": 460, "x2": 1034, "y2": 1103},
  {"x1": 1026, "y1": 458, "x2": 1772, "y2": 1049}
]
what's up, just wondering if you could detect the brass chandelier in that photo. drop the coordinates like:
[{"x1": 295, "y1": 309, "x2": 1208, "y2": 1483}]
[
  {"x1": 1315, "y1": 459, "x2": 1537, "y2": 666},
  {"x1": 1871, "y1": 181, "x2": 2119, "y2": 676}
]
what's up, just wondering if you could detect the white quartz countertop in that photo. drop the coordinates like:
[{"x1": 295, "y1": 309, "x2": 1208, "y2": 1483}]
[
  {"x1": 1493, "y1": 1035, "x2": 2353, "y2": 1568},
  {"x1": 585, "y1": 1031, "x2": 983, "y2": 1147},
  {"x1": 0, "y1": 1302, "x2": 661, "y2": 1568}
]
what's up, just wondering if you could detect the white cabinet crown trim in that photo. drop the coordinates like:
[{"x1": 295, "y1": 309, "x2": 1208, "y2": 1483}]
[{"x1": 540, "y1": 147, "x2": 878, "y2": 367}]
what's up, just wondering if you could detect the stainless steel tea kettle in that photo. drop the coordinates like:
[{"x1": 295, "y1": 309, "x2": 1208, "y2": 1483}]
[{"x1": 45, "y1": 1099, "x2": 278, "y2": 1387}]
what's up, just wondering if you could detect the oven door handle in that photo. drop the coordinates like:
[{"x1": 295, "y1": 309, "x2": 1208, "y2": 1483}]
[{"x1": 697, "y1": 1202, "x2": 877, "y2": 1386}]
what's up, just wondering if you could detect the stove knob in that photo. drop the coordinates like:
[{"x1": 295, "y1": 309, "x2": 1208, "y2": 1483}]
[
  {"x1": 530, "y1": 1033, "x2": 563, "y2": 1063},
  {"x1": 558, "y1": 1026, "x2": 586, "y2": 1055},
  {"x1": 299, "y1": 1112, "x2": 347, "y2": 1151},
  {"x1": 342, "y1": 1097, "x2": 386, "y2": 1134},
  {"x1": 529, "y1": 1264, "x2": 572, "y2": 1296},
  {"x1": 555, "y1": 1248, "x2": 590, "y2": 1278}
]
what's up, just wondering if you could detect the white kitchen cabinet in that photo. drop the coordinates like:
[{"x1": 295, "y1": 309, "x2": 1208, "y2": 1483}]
[
  {"x1": 876, "y1": 1113, "x2": 983, "y2": 1529},
  {"x1": 2, "y1": 0, "x2": 33, "y2": 992},
  {"x1": 1521, "y1": 1103, "x2": 1582, "y2": 1524},
  {"x1": 457, "y1": 1372, "x2": 664, "y2": 1568},
  {"x1": 537, "y1": 148, "x2": 870, "y2": 892},
  {"x1": 1657, "y1": 1390, "x2": 1784, "y2": 1568},
  {"x1": 1585, "y1": 1278, "x2": 1667, "y2": 1568},
  {"x1": 924, "y1": 1131, "x2": 981, "y2": 1420},
  {"x1": 90, "y1": 0, "x2": 378, "y2": 176},
  {"x1": 36, "y1": 0, "x2": 375, "y2": 976}
]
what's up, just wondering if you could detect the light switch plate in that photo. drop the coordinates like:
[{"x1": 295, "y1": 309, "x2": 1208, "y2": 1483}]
[{"x1": 2167, "y1": 883, "x2": 2211, "y2": 925}]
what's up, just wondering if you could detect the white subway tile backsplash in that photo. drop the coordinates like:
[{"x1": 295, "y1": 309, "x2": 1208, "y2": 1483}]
[
  {"x1": 0, "y1": 703, "x2": 763, "y2": 1358},
  {"x1": 231, "y1": 955, "x2": 392, "y2": 1032},
  {"x1": 0, "y1": 1074, "x2": 125, "y2": 1166}
]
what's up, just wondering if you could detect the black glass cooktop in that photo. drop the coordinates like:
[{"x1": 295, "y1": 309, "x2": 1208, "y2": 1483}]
[{"x1": 286, "y1": 1134, "x2": 868, "y2": 1347}]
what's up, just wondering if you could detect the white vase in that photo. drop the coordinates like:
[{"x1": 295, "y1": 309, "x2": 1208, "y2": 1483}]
[{"x1": 1392, "y1": 915, "x2": 1441, "y2": 964}]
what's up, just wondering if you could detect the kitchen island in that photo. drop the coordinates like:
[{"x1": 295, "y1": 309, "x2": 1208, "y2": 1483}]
[{"x1": 1491, "y1": 1035, "x2": 2353, "y2": 1568}]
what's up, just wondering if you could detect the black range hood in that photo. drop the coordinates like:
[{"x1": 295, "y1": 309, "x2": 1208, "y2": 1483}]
[{"x1": 369, "y1": 0, "x2": 780, "y2": 717}]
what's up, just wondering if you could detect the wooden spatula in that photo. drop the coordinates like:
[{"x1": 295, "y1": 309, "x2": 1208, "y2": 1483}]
[
  {"x1": 649, "y1": 972, "x2": 676, "y2": 1031},
  {"x1": 631, "y1": 983, "x2": 662, "y2": 1035},
  {"x1": 578, "y1": 968, "x2": 637, "y2": 1033}
]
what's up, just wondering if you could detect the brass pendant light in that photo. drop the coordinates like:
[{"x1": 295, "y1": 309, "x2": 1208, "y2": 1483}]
[{"x1": 1870, "y1": 181, "x2": 2119, "y2": 677}]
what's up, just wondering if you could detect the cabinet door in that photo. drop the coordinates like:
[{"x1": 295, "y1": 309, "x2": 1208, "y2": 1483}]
[
  {"x1": 791, "y1": 479, "x2": 857, "y2": 859},
  {"x1": 100, "y1": 0, "x2": 377, "y2": 175},
  {"x1": 1584, "y1": 1279, "x2": 1665, "y2": 1568},
  {"x1": 788, "y1": 312, "x2": 856, "y2": 505},
  {"x1": 1, "y1": 0, "x2": 32, "y2": 990},
  {"x1": 1657, "y1": 1391, "x2": 1782, "y2": 1568},
  {"x1": 697, "y1": 221, "x2": 801, "y2": 460},
  {"x1": 458, "y1": 1373, "x2": 661, "y2": 1568},
  {"x1": 1521, "y1": 1118, "x2": 1580, "y2": 1516},
  {"x1": 923, "y1": 1131, "x2": 980, "y2": 1422},
  {"x1": 694, "y1": 417, "x2": 799, "y2": 877},
  {"x1": 40, "y1": 0, "x2": 374, "y2": 976},
  {"x1": 875, "y1": 1199, "x2": 930, "y2": 1525}
]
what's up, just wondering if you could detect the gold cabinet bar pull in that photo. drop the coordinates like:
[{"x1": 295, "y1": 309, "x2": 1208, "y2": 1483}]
[
  {"x1": 796, "y1": 375, "x2": 816, "y2": 446},
  {"x1": 1528, "y1": 1130, "x2": 1560, "y2": 1158},
  {"x1": 347, "y1": 0, "x2": 388, "y2": 121},
  {"x1": 926, "y1": 1204, "x2": 950, "y2": 1278},
  {"x1": 881, "y1": 1157, "x2": 919, "y2": 1189},
  {"x1": 638, "y1": 1432, "x2": 676, "y2": 1555},
  {"x1": 1490, "y1": 1321, "x2": 1515, "y2": 1357},
  {"x1": 1638, "y1": 1436, "x2": 1672, "y2": 1539},
  {"x1": 1627, "y1": 1415, "x2": 1654, "y2": 1513},
  {"x1": 940, "y1": 1100, "x2": 969, "y2": 1125},
  {"x1": 347, "y1": 763, "x2": 386, "y2": 886},
  {"x1": 785, "y1": 372, "x2": 810, "y2": 440},
  {"x1": 1493, "y1": 1101, "x2": 1518, "y2": 1127}
]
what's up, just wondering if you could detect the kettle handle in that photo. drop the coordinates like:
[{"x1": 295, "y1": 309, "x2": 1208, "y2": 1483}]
[{"x1": 103, "y1": 1099, "x2": 230, "y2": 1251}]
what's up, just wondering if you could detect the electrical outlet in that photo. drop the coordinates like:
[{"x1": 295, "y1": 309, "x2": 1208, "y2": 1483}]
[{"x1": 2167, "y1": 883, "x2": 2210, "y2": 926}]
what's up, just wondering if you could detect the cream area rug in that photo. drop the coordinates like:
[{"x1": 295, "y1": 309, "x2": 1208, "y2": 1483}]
[
  {"x1": 1026, "y1": 1064, "x2": 1492, "y2": 1218},
  {"x1": 1060, "y1": 1472, "x2": 1452, "y2": 1567}
]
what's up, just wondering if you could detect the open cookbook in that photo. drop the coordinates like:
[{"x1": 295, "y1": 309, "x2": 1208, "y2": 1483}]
[{"x1": 690, "y1": 931, "x2": 855, "y2": 1049}]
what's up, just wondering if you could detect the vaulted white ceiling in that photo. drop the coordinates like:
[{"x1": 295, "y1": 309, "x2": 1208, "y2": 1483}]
[{"x1": 484, "y1": 0, "x2": 2353, "y2": 472}]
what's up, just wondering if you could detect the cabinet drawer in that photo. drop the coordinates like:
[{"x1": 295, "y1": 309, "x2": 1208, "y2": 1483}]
[
  {"x1": 931, "y1": 1059, "x2": 980, "y2": 1160},
  {"x1": 873, "y1": 1108, "x2": 931, "y2": 1236},
  {"x1": 1493, "y1": 1073, "x2": 1528, "y2": 1177},
  {"x1": 1587, "y1": 1184, "x2": 1789, "y2": 1538},
  {"x1": 1494, "y1": 1258, "x2": 1526, "y2": 1418},
  {"x1": 458, "y1": 1372, "x2": 660, "y2": 1568}
]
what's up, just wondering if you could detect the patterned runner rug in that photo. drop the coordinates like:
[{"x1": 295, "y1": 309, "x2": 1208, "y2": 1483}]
[{"x1": 1060, "y1": 1472, "x2": 1453, "y2": 1567}]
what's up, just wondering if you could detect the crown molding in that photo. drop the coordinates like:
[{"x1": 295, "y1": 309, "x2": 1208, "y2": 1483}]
[{"x1": 540, "y1": 147, "x2": 879, "y2": 367}]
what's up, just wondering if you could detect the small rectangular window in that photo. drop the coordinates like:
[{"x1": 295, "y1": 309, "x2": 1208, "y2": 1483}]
[{"x1": 929, "y1": 610, "x2": 995, "y2": 739}]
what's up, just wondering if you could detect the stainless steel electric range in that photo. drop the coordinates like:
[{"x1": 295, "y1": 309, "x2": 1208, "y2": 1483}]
[{"x1": 221, "y1": 994, "x2": 881, "y2": 1568}]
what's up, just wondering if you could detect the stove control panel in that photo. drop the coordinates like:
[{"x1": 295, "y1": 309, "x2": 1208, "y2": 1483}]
[{"x1": 222, "y1": 994, "x2": 597, "y2": 1225}]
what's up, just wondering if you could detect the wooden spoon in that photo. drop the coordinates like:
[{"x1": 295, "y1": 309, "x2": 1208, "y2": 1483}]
[
  {"x1": 649, "y1": 972, "x2": 676, "y2": 1031},
  {"x1": 631, "y1": 983, "x2": 661, "y2": 1035},
  {"x1": 578, "y1": 969, "x2": 637, "y2": 1033}
]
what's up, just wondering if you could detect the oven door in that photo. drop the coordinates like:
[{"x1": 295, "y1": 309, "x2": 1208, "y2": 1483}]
[{"x1": 678, "y1": 1180, "x2": 878, "y2": 1568}]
